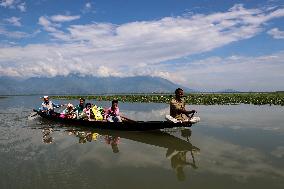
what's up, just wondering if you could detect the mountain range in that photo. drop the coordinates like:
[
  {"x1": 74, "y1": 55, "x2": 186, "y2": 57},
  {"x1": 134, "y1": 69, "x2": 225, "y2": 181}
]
[{"x1": 0, "y1": 75, "x2": 193, "y2": 95}]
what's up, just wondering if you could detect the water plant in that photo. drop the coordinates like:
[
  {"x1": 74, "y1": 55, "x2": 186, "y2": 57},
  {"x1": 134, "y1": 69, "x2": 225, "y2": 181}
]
[{"x1": 51, "y1": 92, "x2": 284, "y2": 106}]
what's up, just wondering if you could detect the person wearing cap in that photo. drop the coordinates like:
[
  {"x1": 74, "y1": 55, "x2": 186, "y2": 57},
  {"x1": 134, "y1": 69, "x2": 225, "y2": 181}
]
[
  {"x1": 40, "y1": 96, "x2": 64, "y2": 115},
  {"x1": 170, "y1": 88, "x2": 196, "y2": 122}
]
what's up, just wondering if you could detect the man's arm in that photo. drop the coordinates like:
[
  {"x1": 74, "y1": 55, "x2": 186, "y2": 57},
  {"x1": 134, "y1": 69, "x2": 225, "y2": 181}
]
[
  {"x1": 170, "y1": 99, "x2": 196, "y2": 115},
  {"x1": 180, "y1": 109, "x2": 196, "y2": 115},
  {"x1": 52, "y1": 102, "x2": 65, "y2": 108}
]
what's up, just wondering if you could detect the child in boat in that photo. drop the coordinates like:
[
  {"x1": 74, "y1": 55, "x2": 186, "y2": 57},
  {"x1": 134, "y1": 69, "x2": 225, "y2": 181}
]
[
  {"x1": 82, "y1": 103, "x2": 92, "y2": 120},
  {"x1": 60, "y1": 103, "x2": 76, "y2": 119},
  {"x1": 91, "y1": 105, "x2": 104, "y2": 121},
  {"x1": 74, "y1": 98, "x2": 85, "y2": 119},
  {"x1": 105, "y1": 100, "x2": 122, "y2": 122}
]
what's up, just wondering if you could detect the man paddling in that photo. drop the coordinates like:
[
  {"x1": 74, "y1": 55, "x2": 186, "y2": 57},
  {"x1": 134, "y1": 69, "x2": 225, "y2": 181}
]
[
  {"x1": 170, "y1": 88, "x2": 196, "y2": 122},
  {"x1": 40, "y1": 96, "x2": 65, "y2": 115}
]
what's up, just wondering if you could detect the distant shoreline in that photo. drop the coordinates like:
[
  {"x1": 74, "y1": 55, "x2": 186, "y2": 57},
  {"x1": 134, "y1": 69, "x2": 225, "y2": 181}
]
[
  {"x1": 46, "y1": 93, "x2": 284, "y2": 106},
  {"x1": 1, "y1": 92, "x2": 283, "y2": 106}
]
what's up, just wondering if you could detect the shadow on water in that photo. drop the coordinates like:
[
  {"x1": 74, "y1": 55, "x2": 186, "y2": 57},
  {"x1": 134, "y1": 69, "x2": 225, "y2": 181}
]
[{"x1": 31, "y1": 122, "x2": 200, "y2": 181}]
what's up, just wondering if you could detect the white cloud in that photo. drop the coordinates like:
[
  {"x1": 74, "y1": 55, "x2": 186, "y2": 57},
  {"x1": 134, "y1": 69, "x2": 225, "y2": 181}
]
[
  {"x1": 50, "y1": 15, "x2": 81, "y2": 22},
  {"x1": 0, "y1": 26, "x2": 28, "y2": 38},
  {"x1": 85, "y1": 2, "x2": 91, "y2": 9},
  {"x1": 38, "y1": 16, "x2": 59, "y2": 32},
  {"x1": 1, "y1": 5, "x2": 284, "y2": 91},
  {"x1": 0, "y1": 0, "x2": 26, "y2": 11},
  {"x1": 161, "y1": 52, "x2": 284, "y2": 91},
  {"x1": 17, "y1": 2, "x2": 26, "y2": 12},
  {"x1": 82, "y1": 2, "x2": 94, "y2": 14},
  {"x1": 0, "y1": 0, "x2": 14, "y2": 7},
  {"x1": 267, "y1": 28, "x2": 284, "y2": 39},
  {"x1": 4, "y1": 16, "x2": 22, "y2": 27}
]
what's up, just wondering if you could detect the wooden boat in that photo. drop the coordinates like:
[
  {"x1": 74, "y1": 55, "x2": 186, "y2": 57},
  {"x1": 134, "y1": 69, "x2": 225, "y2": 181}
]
[{"x1": 33, "y1": 109, "x2": 196, "y2": 131}]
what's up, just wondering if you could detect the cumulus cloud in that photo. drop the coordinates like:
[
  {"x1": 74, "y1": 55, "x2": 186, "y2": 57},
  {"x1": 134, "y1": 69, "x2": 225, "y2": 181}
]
[
  {"x1": 162, "y1": 52, "x2": 284, "y2": 91},
  {"x1": 1, "y1": 5, "x2": 284, "y2": 91},
  {"x1": 0, "y1": 0, "x2": 14, "y2": 7},
  {"x1": 0, "y1": 26, "x2": 28, "y2": 38},
  {"x1": 0, "y1": 0, "x2": 26, "y2": 11},
  {"x1": 267, "y1": 28, "x2": 284, "y2": 39},
  {"x1": 17, "y1": 2, "x2": 26, "y2": 12},
  {"x1": 50, "y1": 15, "x2": 81, "y2": 22},
  {"x1": 38, "y1": 16, "x2": 59, "y2": 32},
  {"x1": 4, "y1": 16, "x2": 22, "y2": 26},
  {"x1": 195, "y1": 135, "x2": 284, "y2": 180}
]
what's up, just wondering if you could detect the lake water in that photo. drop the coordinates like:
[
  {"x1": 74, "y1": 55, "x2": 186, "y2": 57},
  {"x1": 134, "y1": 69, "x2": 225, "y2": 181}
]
[{"x1": 0, "y1": 96, "x2": 284, "y2": 189}]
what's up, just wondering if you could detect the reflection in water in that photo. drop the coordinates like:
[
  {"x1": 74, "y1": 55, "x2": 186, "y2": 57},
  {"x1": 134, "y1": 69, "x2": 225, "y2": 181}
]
[
  {"x1": 42, "y1": 127, "x2": 54, "y2": 144},
  {"x1": 38, "y1": 125, "x2": 199, "y2": 181},
  {"x1": 1, "y1": 97, "x2": 284, "y2": 188},
  {"x1": 105, "y1": 136, "x2": 120, "y2": 153},
  {"x1": 166, "y1": 129, "x2": 199, "y2": 181}
]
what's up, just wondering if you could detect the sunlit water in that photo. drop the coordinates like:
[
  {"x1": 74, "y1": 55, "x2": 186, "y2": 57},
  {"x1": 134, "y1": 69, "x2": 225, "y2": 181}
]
[{"x1": 0, "y1": 96, "x2": 284, "y2": 189}]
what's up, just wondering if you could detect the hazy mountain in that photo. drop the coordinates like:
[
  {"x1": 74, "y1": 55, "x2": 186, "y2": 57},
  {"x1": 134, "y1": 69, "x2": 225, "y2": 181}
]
[{"x1": 0, "y1": 75, "x2": 194, "y2": 95}]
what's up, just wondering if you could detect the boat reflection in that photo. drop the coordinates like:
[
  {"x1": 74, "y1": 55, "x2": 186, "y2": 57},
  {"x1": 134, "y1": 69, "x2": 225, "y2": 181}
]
[
  {"x1": 68, "y1": 127, "x2": 199, "y2": 181},
  {"x1": 37, "y1": 126, "x2": 199, "y2": 181}
]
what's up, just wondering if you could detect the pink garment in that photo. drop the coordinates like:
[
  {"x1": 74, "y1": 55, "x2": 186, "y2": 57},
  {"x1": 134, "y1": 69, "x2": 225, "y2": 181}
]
[
  {"x1": 83, "y1": 108, "x2": 91, "y2": 119},
  {"x1": 105, "y1": 107, "x2": 120, "y2": 119},
  {"x1": 59, "y1": 113, "x2": 66, "y2": 118}
]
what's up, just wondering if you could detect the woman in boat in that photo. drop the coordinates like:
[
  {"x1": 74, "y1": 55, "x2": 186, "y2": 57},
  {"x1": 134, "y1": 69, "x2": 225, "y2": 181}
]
[
  {"x1": 82, "y1": 103, "x2": 92, "y2": 120},
  {"x1": 170, "y1": 88, "x2": 196, "y2": 122},
  {"x1": 105, "y1": 99, "x2": 122, "y2": 122},
  {"x1": 40, "y1": 96, "x2": 65, "y2": 115}
]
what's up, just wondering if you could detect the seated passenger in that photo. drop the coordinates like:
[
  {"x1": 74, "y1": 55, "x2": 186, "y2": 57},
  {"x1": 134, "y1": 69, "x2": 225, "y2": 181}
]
[
  {"x1": 74, "y1": 98, "x2": 85, "y2": 119},
  {"x1": 91, "y1": 105, "x2": 104, "y2": 121},
  {"x1": 105, "y1": 100, "x2": 122, "y2": 122},
  {"x1": 40, "y1": 96, "x2": 64, "y2": 115},
  {"x1": 81, "y1": 103, "x2": 92, "y2": 120},
  {"x1": 61, "y1": 103, "x2": 76, "y2": 119}
]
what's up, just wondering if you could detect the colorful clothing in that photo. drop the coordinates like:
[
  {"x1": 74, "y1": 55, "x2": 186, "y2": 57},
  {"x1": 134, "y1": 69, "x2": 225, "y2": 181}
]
[
  {"x1": 91, "y1": 106, "x2": 104, "y2": 121},
  {"x1": 61, "y1": 108, "x2": 76, "y2": 119},
  {"x1": 105, "y1": 107, "x2": 122, "y2": 122},
  {"x1": 74, "y1": 104, "x2": 84, "y2": 114},
  {"x1": 82, "y1": 108, "x2": 91, "y2": 120}
]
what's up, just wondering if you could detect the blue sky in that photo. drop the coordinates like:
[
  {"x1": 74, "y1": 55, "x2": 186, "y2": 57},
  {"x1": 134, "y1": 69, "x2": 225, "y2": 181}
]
[{"x1": 0, "y1": 0, "x2": 284, "y2": 91}]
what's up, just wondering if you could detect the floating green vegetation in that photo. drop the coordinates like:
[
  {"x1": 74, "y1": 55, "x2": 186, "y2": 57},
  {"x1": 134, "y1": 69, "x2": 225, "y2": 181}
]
[{"x1": 51, "y1": 93, "x2": 284, "y2": 106}]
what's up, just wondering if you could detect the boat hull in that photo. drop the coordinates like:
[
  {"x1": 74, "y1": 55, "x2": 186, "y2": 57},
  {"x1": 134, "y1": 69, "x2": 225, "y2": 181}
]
[{"x1": 33, "y1": 110, "x2": 193, "y2": 131}]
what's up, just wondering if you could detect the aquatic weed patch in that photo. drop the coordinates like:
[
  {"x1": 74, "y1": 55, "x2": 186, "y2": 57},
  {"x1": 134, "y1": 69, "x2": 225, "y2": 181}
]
[{"x1": 52, "y1": 93, "x2": 284, "y2": 106}]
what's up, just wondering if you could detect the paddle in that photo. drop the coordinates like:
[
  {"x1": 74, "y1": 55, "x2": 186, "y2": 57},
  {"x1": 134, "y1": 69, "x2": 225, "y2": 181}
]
[
  {"x1": 120, "y1": 115, "x2": 136, "y2": 123},
  {"x1": 189, "y1": 111, "x2": 196, "y2": 119},
  {"x1": 30, "y1": 109, "x2": 40, "y2": 117}
]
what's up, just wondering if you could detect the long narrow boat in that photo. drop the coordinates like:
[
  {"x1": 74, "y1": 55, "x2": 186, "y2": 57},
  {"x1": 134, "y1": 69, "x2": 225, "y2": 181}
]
[{"x1": 33, "y1": 109, "x2": 196, "y2": 131}]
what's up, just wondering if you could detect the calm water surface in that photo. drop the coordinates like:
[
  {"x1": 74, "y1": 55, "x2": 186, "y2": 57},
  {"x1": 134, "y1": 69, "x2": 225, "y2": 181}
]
[{"x1": 0, "y1": 96, "x2": 284, "y2": 189}]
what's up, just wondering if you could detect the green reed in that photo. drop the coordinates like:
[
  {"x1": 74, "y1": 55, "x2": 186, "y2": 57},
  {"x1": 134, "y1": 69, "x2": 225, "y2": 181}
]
[{"x1": 51, "y1": 92, "x2": 284, "y2": 106}]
